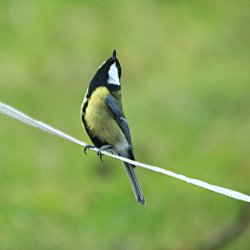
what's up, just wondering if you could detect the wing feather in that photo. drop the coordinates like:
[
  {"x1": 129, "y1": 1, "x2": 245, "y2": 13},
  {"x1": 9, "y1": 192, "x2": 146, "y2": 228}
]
[{"x1": 105, "y1": 95, "x2": 132, "y2": 146}]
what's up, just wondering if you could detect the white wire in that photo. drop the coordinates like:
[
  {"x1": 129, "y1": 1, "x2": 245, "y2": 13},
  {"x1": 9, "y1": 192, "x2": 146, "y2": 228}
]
[{"x1": 0, "y1": 101, "x2": 249, "y2": 203}]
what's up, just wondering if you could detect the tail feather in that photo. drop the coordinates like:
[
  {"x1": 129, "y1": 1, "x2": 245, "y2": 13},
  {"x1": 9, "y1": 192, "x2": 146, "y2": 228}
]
[{"x1": 123, "y1": 162, "x2": 145, "y2": 205}]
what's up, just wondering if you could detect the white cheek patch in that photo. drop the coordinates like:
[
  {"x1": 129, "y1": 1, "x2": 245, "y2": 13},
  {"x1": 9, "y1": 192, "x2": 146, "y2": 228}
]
[{"x1": 108, "y1": 63, "x2": 120, "y2": 86}]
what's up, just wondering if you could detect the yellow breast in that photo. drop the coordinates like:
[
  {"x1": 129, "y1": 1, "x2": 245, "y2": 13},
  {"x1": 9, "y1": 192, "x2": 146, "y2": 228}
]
[{"x1": 85, "y1": 87, "x2": 126, "y2": 146}]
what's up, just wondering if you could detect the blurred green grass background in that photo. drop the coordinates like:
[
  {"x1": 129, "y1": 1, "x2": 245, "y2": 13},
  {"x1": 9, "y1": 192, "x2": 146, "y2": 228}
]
[{"x1": 0, "y1": 1, "x2": 249, "y2": 249}]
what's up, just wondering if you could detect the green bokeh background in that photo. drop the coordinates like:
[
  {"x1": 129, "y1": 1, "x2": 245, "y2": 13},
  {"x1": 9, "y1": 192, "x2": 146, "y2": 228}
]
[{"x1": 0, "y1": 1, "x2": 249, "y2": 249}]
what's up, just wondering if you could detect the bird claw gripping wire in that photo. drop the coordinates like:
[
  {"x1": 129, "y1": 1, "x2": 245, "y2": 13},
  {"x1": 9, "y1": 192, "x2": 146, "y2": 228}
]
[
  {"x1": 97, "y1": 145, "x2": 113, "y2": 162},
  {"x1": 83, "y1": 144, "x2": 94, "y2": 155}
]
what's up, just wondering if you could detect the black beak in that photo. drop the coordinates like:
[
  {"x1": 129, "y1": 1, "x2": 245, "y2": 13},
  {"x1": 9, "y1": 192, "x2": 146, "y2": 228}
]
[{"x1": 112, "y1": 49, "x2": 116, "y2": 60}]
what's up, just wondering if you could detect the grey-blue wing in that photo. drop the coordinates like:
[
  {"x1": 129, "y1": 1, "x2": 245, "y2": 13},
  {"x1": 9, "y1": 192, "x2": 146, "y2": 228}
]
[
  {"x1": 106, "y1": 95, "x2": 145, "y2": 204},
  {"x1": 105, "y1": 95, "x2": 132, "y2": 146}
]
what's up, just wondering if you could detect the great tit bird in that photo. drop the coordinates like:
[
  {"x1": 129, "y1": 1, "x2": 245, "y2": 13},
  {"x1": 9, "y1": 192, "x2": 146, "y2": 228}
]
[{"x1": 81, "y1": 49, "x2": 145, "y2": 205}]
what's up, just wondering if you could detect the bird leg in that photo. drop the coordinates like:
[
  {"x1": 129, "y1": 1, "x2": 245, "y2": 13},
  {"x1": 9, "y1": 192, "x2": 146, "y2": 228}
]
[
  {"x1": 83, "y1": 144, "x2": 94, "y2": 155},
  {"x1": 97, "y1": 145, "x2": 113, "y2": 161}
]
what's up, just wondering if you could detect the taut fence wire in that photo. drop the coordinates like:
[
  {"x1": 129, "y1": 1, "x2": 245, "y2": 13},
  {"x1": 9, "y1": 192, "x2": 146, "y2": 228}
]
[{"x1": 0, "y1": 101, "x2": 249, "y2": 203}]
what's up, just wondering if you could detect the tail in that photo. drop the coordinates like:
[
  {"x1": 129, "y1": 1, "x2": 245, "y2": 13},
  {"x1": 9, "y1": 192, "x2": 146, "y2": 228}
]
[{"x1": 123, "y1": 162, "x2": 145, "y2": 205}]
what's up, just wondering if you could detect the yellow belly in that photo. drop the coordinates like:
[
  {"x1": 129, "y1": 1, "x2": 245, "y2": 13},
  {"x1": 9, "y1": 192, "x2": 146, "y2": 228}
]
[{"x1": 85, "y1": 87, "x2": 127, "y2": 146}]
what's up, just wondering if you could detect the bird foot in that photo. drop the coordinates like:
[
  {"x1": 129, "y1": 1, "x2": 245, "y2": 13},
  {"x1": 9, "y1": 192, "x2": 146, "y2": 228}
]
[
  {"x1": 83, "y1": 144, "x2": 94, "y2": 155},
  {"x1": 97, "y1": 145, "x2": 113, "y2": 161}
]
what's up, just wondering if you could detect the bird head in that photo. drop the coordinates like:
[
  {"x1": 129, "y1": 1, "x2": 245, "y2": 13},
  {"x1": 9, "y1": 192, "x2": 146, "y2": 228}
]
[{"x1": 88, "y1": 49, "x2": 122, "y2": 94}]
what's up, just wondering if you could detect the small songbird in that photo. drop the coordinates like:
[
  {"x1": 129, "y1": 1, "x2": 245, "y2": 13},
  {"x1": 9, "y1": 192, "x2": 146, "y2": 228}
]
[{"x1": 81, "y1": 49, "x2": 145, "y2": 205}]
